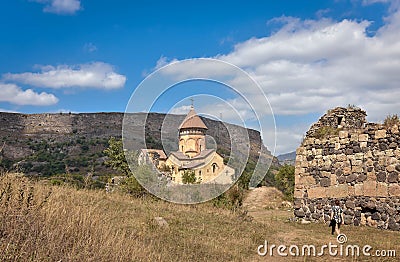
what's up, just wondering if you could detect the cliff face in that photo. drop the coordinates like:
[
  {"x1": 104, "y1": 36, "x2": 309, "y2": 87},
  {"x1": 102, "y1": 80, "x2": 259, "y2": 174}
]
[{"x1": 0, "y1": 112, "x2": 277, "y2": 177}]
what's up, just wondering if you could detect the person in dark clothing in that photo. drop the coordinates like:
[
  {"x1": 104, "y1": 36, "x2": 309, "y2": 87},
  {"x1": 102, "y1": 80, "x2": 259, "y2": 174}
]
[{"x1": 330, "y1": 199, "x2": 344, "y2": 235}]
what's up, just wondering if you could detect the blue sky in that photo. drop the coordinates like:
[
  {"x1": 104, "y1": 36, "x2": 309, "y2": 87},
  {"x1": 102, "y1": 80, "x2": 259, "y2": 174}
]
[{"x1": 1, "y1": 0, "x2": 399, "y2": 154}]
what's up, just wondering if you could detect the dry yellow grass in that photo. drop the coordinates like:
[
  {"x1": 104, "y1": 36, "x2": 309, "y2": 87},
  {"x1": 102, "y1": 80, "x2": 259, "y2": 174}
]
[{"x1": 0, "y1": 173, "x2": 399, "y2": 261}]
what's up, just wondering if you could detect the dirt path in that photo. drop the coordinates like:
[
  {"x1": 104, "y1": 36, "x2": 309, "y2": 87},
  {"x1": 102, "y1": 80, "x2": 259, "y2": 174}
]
[
  {"x1": 243, "y1": 186, "x2": 287, "y2": 210},
  {"x1": 243, "y1": 187, "x2": 400, "y2": 261},
  {"x1": 243, "y1": 186, "x2": 293, "y2": 222},
  {"x1": 243, "y1": 187, "x2": 301, "y2": 261},
  {"x1": 243, "y1": 187, "x2": 347, "y2": 261}
]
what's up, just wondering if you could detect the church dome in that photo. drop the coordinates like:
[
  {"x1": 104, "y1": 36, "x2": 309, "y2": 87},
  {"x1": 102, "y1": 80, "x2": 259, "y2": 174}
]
[{"x1": 179, "y1": 106, "x2": 208, "y2": 130}]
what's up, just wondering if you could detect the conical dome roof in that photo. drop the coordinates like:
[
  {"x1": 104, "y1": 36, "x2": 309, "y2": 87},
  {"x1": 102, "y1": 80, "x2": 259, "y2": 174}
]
[{"x1": 179, "y1": 106, "x2": 208, "y2": 130}]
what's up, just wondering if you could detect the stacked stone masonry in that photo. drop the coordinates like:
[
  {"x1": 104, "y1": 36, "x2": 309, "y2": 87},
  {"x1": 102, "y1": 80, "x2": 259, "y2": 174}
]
[{"x1": 294, "y1": 107, "x2": 400, "y2": 231}]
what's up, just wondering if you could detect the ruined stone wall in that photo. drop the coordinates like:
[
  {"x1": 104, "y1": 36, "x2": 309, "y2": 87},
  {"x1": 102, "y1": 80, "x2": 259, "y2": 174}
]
[
  {"x1": 294, "y1": 108, "x2": 400, "y2": 231},
  {"x1": 306, "y1": 107, "x2": 367, "y2": 137}
]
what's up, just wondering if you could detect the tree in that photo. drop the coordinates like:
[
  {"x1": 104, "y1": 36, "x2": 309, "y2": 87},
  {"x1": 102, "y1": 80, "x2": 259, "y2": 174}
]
[
  {"x1": 274, "y1": 164, "x2": 295, "y2": 200},
  {"x1": 181, "y1": 170, "x2": 197, "y2": 184},
  {"x1": 120, "y1": 173, "x2": 146, "y2": 197},
  {"x1": 103, "y1": 137, "x2": 133, "y2": 176},
  {"x1": 103, "y1": 137, "x2": 150, "y2": 196}
]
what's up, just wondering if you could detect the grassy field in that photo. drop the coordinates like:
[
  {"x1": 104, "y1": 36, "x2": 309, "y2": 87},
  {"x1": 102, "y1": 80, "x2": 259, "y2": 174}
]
[{"x1": 0, "y1": 173, "x2": 399, "y2": 261}]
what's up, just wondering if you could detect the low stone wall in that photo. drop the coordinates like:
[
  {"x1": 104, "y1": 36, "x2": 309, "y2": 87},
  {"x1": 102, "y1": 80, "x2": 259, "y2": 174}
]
[
  {"x1": 294, "y1": 196, "x2": 400, "y2": 230},
  {"x1": 294, "y1": 108, "x2": 400, "y2": 231}
]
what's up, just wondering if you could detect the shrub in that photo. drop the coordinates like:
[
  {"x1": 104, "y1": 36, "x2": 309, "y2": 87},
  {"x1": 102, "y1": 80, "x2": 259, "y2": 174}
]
[
  {"x1": 119, "y1": 175, "x2": 147, "y2": 197},
  {"x1": 314, "y1": 126, "x2": 339, "y2": 139},
  {"x1": 274, "y1": 164, "x2": 295, "y2": 200},
  {"x1": 212, "y1": 184, "x2": 244, "y2": 211},
  {"x1": 347, "y1": 104, "x2": 358, "y2": 109},
  {"x1": 181, "y1": 170, "x2": 198, "y2": 184},
  {"x1": 103, "y1": 137, "x2": 145, "y2": 196},
  {"x1": 237, "y1": 160, "x2": 256, "y2": 190},
  {"x1": 384, "y1": 114, "x2": 400, "y2": 128}
]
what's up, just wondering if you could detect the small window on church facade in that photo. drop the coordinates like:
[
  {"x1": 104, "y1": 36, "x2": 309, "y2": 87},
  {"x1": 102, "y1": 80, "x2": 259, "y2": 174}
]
[{"x1": 212, "y1": 163, "x2": 217, "y2": 173}]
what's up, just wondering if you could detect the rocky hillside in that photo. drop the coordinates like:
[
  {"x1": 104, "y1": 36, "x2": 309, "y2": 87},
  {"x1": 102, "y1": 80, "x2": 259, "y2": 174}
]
[
  {"x1": 277, "y1": 151, "x2": 296, "y2": 166},
  {"x1": 0, "y1": 112, "x2": 277, "y2": 178}
]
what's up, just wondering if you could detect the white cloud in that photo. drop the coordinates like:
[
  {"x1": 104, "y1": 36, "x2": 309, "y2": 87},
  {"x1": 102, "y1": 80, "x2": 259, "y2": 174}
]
[
  {"x1": 170, "y1": 105, "x2": 192, "y2": 115},
  {"x1": 83, "y1": 42, "x2": 97, "y2": 53},
  {"x1": 33, "y1": 0, "x2": 81, "y2": 15},
  {"x1": 51, "y1": 108, "x2": 78, "y2": 113},
  {"x1": 153, "y1": 7, "x2": 400, "y2": 153},
  {"x1": 155, "y1": 56, "x2": 178, "y2": 70},
  {"x1": 243, "y1": 18, "x2": 398, "y2": 117},
  {"x1": 142, "y1": 56, "x2": 179, "y2": 77},
  {"x1": 274, "y1": 126, "x2": 308, "y2": 155},
  {"x1": 316, "y1": 9, "x2": 331, "y2": 19},
  {"x1": 159, "y1": 15, "x2": 400, "y2": 118},
  {"x1": 3, "y1": 62, "x2": 126, "y2": 89},
  {"x1": 362, "y1": 0, "x2": 390, "y2": 5},
  {"x1": 0, "y1": 83, "x2": 58, "y2": 106},
  {"x1": 0, "y1": 108, "x2": 19, "y2": 113}
]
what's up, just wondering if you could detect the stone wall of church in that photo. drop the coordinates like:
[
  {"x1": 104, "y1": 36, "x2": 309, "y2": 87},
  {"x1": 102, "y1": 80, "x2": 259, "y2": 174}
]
[
  {"x1": 294, "y1": 107, "x2": 400, "y2": 231},
  {"x1": 178, "y1": 131, "x2": 206, "y2": 157},
  {"x1": 166, "y1": 151, "x2": 227, "y2": 184}
]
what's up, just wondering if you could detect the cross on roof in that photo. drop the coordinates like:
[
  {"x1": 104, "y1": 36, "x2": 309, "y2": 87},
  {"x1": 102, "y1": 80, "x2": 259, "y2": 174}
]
[{"x1": 190, "y1": 97, "x2": 194, "y2": 107}]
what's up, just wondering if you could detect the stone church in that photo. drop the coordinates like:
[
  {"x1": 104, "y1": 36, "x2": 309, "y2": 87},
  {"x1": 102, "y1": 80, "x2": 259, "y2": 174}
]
[{"x1": 139, "y1": 106, "x2": 235, "y2": 184}]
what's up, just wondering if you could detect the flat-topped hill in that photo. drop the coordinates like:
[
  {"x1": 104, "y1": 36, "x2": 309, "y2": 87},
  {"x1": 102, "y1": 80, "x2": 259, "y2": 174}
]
[{"x1": 0, "y1": 112, "x2": 277, "y2": 178}]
